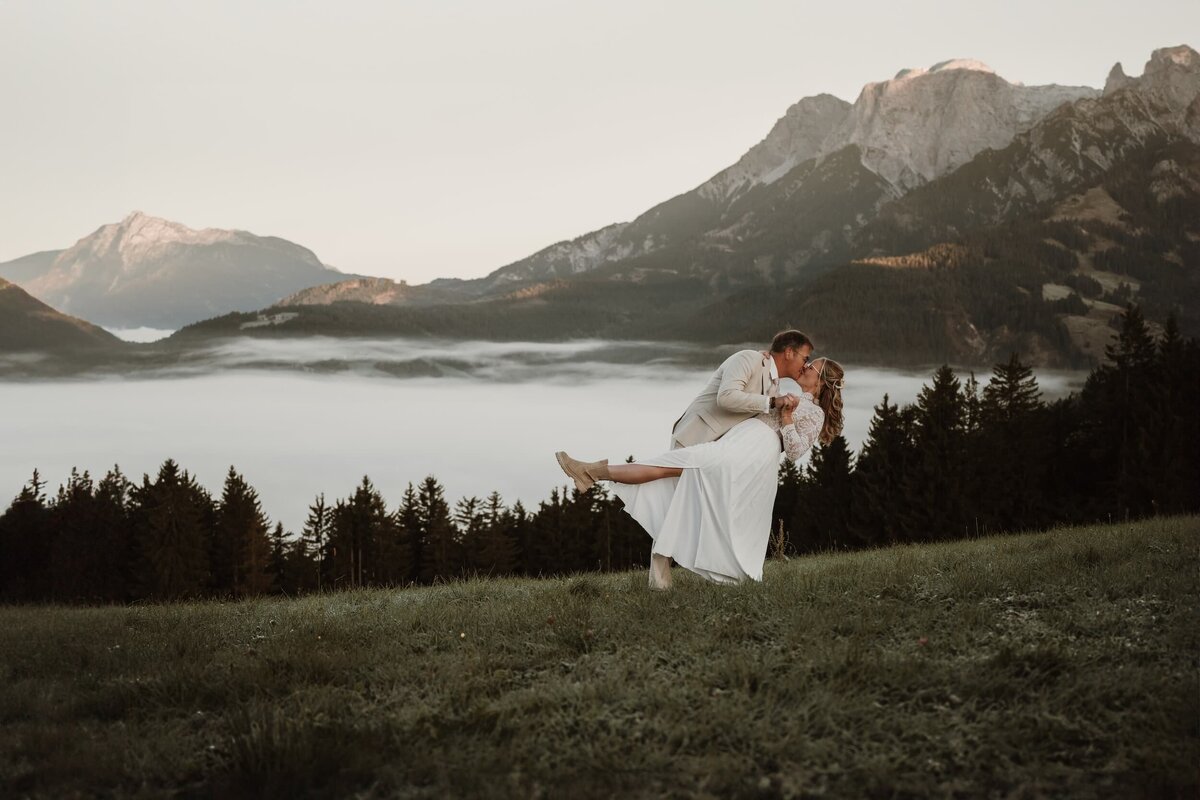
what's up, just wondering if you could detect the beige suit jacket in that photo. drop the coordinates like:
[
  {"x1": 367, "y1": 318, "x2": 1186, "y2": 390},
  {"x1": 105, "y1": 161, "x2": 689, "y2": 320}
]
[{"x1": 670, "y1": 349, "x2": 777, "y2": 449}]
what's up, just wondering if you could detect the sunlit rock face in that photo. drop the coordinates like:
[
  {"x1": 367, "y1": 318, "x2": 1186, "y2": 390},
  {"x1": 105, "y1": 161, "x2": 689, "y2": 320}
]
[
  {"x1": 827, "y1": 59, "x2": 1098, "y2": 191},
  {"x1": 865, "y1": 44, "x2": 1200, "y2": 232}
]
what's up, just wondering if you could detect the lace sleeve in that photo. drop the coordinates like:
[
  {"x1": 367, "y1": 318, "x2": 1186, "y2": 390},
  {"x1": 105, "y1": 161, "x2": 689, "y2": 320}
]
[{"x1": 780, "y1": 398, "x2": 824, "y2": 464}]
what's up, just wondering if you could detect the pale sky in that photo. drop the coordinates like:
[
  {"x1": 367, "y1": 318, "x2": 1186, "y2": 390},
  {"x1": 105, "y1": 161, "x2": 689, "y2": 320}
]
[{"x1": 2, "y1": 0, "x2": 1196, "y2": 284}]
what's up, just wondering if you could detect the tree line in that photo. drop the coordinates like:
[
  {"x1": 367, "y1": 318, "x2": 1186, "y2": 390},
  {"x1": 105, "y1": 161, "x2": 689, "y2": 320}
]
[
  {"x1": 1, "y1": 305, "x2": 1196, "y2": 604},
  {"x1": 0, "y1": 460, "x2": 651, "y2": 604},
  {"x1": 775, "y1": 305, "x2": 1199, "y2": 550}
]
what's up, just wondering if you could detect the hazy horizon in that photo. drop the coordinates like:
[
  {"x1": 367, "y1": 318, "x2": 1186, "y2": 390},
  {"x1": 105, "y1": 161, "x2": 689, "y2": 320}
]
[{"x1": 2, "y1": 0, "x2": 1196, "y2": 285}]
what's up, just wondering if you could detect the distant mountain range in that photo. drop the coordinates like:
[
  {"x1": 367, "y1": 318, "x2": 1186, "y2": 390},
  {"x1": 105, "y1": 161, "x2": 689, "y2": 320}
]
[
  {"x1": 0, "y1": 212, "x2": 359, "y2": 329},
  {"x1": 2, "y1": 44, "x2": 1197, "y2": 369},
  {"x1": 202, "y1": 45, "x2": 1199, "y2": 366}
]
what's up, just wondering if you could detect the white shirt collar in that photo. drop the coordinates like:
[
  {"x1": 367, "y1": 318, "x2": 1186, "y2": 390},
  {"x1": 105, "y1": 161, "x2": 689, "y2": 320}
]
[{"x1": 765, "y1": 353, "x2": 779, "y2": 382}]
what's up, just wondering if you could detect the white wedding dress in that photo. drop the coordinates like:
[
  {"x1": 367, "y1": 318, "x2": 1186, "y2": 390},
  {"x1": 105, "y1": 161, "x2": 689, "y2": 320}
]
[{"x1": 612, "y1": 392, "x2": 825, "y2": 584}]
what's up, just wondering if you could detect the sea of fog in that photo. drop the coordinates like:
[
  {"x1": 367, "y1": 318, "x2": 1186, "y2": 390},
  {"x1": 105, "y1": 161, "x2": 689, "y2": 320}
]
[
  {"x1": 103, "y1": 326, "x2": 177, "y2": 343},
  {"x1": 0, "y1": 338, "x2": 1088, "y2": 535}
]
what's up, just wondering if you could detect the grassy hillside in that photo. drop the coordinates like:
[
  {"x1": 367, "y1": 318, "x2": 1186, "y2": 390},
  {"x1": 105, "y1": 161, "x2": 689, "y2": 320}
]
[{"x1": 1, "y1": 517, "x2": 1196, "y2": 798}]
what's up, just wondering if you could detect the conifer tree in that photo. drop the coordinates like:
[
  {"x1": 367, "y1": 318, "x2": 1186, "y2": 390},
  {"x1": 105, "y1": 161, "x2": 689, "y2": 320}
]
[
  {"x1": 526, "y1": 488, "x2": 567, "y2": 577},
  {"x1": 978, "y1": 353, "x2": 1047, "y2": 531},
  {"x1": 1105, "y1": 303, "x2": 1158, "y2": 372},
  {"x1": 772, "y1": 458, "x2": 804, "y2": 553},
  {"x1": 128, "y1": 460, "x2": 212, "y2": 600},
  {"x1": 1080, "y1": 304, "x2": 1162, "y2": 518},
  {"x1": 301, "y1": 493, "x2": 331, "y2": 591},
  {"x1": 212, "y1": 466, "x2": 273, "y2": 597},
  {"x1": 982, "y1": 354, "x2": 1042, "y2": 419},
  {"x1": 392, "y1": 483, "x2": 421, "y2": 586},
  {"x1": 284, "y1": 535, "x2": 313, "y2": 595},
  {"x1": 329, "y1": 476, "x2": 392, "y2": 588},
  {"x1": 268, "y1": 522, "x2": 288, "y2": 594},
  {"x1": 369, "y1": 492, "x2": 408, "y2": 588},
  {"x1": 850, "y1": 395, "x2": 915, "y2": 545},
  {"x1": 416, "y1": 476, "x2": 458, "y2": 584},
  {"x1": 509, "y1": 500, "x2": 534, "y2": 575},
  {"x1": 91, "y1": 465, "x2": 134, "y2": 602},
  {"x1": 47, "y1": 468, "x2": 101, "y2": 602},
  {"x1": 0, "y1": 469, "x2": 52, "y2": 601},
  {"x1": 903, "y1": 365, "x2": 970, "y2": 540},
  {"x1": 1151, "y1": 314, "x2": 1200, "y2": 512},
  {"x1": 795, "y1": 437, "x2": 854, "y2": 551},
  {"x1": 561, "y1": 487, "x2": 605, "y2": 573},
  {"x1": 454, "y1": 496, "x2": 485, "y2": 575},
  {"x1": 603, "y1": 488, "x2": 649, "y2": 572},
  {"x1": 476, "y1": 490, "x2": 519, "y2": 576}
]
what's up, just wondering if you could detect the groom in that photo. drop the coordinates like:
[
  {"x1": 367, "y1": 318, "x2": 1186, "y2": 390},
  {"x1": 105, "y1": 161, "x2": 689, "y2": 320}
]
[
  {"x1": 642, "y1": 329, "x2": 812, "y2": 588},
  {"x1": 669, "y1": 329, "x2": 813, "y2": 449}
]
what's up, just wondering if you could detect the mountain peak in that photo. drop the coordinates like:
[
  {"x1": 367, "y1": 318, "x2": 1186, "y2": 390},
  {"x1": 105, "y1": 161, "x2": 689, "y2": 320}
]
[
  {"x1": 875, "y1": 58, "x2": 1003, "y2": 93},
  {"x1": 696, "y1": 92, "x2": 851, "y2": 201},
  {"x1": 889, "y1": 59, "x2": 998, "y2": 82},
  {"x1": 1105, "y1": 63, "x2": 1134, "y2": 94},
  {"x1": 5, "y1": 213, "x2": 349, "y2": 328},
  {"x1": 1146, "y1": 44, "x2": 1199, "y2": 72},
  {"x1": 117, "y1": 209, "x2": 207, "y2": 237},
  {"x1": 928, "y1": 58, "x2": 996, "y2": 75},
  {"x1": 1105, "y1": 45, "x2": 1197, "y2": 96},
  {"x1": 840, "y1": 58, "x2": 1097, "y2": 191},
  {"x1": 77, "y1": 211, "x2": 241, "y2": 263},
  {"x1": 1101, "y1": 44, "x2": 1200, "y2": 127}
]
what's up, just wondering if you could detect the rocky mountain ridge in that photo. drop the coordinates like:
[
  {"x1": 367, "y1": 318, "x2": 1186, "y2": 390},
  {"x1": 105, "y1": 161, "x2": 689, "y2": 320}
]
[
  {"x1": 434, "y1": 57, "x2": 1098, "y2": 294},
  {"x1": 859, "y1": 44, "x2": 1200, "y2": 249}
]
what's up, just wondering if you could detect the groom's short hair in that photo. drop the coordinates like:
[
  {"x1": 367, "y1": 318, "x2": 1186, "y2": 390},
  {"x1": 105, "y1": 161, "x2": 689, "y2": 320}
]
[{"x1": 770, "y1": 329, "x2": 813, "y2": 353}]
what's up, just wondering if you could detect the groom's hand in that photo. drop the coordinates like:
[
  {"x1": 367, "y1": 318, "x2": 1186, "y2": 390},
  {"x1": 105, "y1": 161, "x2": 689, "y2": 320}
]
[{"x1": 778, "y1": 394, "x2": 800, "y2": 411}]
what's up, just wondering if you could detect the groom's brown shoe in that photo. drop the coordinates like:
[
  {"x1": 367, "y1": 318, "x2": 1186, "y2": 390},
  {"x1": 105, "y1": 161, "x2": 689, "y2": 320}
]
[{"x1": 554, "y1": 451, "x2": 612, "y2": 492}]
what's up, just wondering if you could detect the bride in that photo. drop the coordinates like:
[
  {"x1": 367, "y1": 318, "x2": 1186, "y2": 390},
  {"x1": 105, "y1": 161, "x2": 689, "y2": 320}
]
[{"x1": 556, "y1": 357, "x2": 845, "y2": 589}]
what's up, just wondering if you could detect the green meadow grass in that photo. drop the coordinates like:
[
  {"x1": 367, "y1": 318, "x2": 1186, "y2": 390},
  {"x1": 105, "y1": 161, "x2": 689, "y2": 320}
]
[{"x1": 1, "y1": 516, "x2": 1197, "y2": 799}]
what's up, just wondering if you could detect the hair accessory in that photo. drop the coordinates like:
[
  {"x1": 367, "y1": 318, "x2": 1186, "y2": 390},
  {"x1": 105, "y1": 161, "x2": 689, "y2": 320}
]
[{"x1": 816, "y1": 357, "x2": 844, "y2": 391}]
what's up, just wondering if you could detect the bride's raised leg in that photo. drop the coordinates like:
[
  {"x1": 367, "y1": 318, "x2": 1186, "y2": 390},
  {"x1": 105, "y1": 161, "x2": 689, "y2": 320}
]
[
  {"x1": 556, "y1": 451, "x2": 681, "y2": 491},
  {"x1": 607, "y1": 464, "x2": 683, "y2": 484}
]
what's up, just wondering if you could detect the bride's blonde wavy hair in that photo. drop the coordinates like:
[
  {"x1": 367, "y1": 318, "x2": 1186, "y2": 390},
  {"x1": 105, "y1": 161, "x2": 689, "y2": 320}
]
[{"x1": 814, "y1": 358, "x2": 845, "y2": 445}]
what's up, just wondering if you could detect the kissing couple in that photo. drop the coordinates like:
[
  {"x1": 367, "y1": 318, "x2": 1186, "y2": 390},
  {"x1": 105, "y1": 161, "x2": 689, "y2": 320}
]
[{"x1": 556, "y1": 330, "x2": 845, "y2": 590}]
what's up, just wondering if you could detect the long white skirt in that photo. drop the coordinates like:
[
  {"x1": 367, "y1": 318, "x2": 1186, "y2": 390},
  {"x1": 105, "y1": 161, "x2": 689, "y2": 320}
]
[{"x1": 611, "y1": 417, "x2": 781, "y2": 584}]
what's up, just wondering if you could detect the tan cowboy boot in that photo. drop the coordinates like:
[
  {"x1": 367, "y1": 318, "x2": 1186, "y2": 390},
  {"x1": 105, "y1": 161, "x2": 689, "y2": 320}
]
[
  {"x1": 554, "y1": 451, "x2": 612, "y2": 492},
  {"x1": 648, "y1": 553, "x2": 672, "y2": 591}
]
